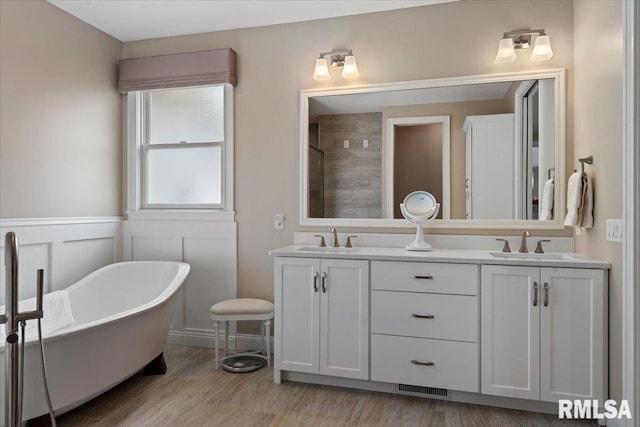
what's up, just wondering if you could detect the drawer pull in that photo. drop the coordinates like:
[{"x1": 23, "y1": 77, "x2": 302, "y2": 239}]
[
  {"x1": 411, "y1": 314, "x2": 435, "y2": 319},
  {"x1": 313, "y1": 271, "x2": 319, "y2": 293},
  {"x1": 544, "y1": 282, "x2": 549, "y2": 307},
  {"x1": 411, "y1": 360, "x2": 435, "y2": 366},
  {"x1": 412, "y1": 275, "x2": 435, "y2": 280}
]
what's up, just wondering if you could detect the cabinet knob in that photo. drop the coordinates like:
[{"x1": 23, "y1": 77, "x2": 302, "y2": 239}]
[
  {"x1": 533, "y1": 282, "x2": 539, "y2": 307},
  {"x1": 313, "y1": 271, "x2": 319, "y2": 293},
  {"x1": 321, "y1": 272, "x2": 327, "y2": 293}
]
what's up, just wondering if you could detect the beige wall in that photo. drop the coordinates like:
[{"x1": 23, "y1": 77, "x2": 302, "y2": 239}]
[
  {"x1": 0, "y1": 0, "x2": 122, "y2": 218},
  {"x1": 573, "y1": 0, "x2": 623, "y2": 403},
  {"x1": 122, "y1": 0, "x2": 574, "y2": 305},
  {"x1": 393, "y1": 124, "x2": 443, "y2": 219}
]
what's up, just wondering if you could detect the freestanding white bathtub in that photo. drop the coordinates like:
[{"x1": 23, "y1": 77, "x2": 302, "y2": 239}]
[{"x1": 0, "y1": 261, "x2": 190, "y2": 423}]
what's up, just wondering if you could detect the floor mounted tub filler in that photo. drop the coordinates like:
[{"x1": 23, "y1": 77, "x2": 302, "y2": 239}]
[{"x1": 0, "y1": 261, "x2": 190, "y2": 423}]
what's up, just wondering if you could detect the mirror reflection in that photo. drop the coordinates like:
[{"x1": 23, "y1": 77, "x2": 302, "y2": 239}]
[{"x1": 306, "y1": 77, "x2": 558, "y2": 222}]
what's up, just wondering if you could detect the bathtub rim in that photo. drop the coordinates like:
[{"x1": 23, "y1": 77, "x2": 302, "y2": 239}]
[{"x1": 1, "y1": 261, "x2": 190, "y2": 349}]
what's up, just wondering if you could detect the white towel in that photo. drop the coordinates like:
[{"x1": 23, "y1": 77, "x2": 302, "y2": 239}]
[
  {"x1": 0, "y1": 290, "x2": 74, "y2": 344},
  {"x1": 564, "y1": 172, "x2": 583, "y2": 227},
  {"x1": 539, "y1": 178, "x2": 554, "y2": 220},
  {"x1": 580, "y1": 174, "x2": 594, "y2": 228}
]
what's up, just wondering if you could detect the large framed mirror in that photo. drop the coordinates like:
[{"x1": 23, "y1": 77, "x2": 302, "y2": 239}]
[{"x1": 300, "y1": 69, "x2": 566, "y2": 229}]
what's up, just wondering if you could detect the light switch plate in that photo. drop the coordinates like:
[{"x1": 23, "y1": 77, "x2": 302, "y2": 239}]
[
  {"x1": 606, "y1": 219, "x2": 623, "y2": 242},
  {"x1": 274, "y1": 214, "x2": 284, "y2": 230},
  {"x1": 363, "y1": 139, "x2": 369, "y2": 148},
  {"x1": 344, "y1": 140, "x2": 349, "y2": 149}
]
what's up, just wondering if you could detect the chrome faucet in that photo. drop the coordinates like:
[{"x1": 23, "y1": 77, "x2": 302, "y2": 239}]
[
  {"x1": 1, "y1": 232, "x2": 46, "y2": 427},
  {"x1": 331, "y1": 228, "x2": 339, "y2": 247},
  {"x1": 314, "y1": 235, "x2": 327, "y2": 247},
  {"x1": 535, "y1": 239, "x2": 551, "y2": 254},
  {"x1": 519, "y1": 231, "x2": 531, "y2": 253}
]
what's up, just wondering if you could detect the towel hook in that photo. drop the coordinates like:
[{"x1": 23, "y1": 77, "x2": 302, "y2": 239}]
[{"x1": 576, "y1": 155, "x2": 593, "y2": 175}]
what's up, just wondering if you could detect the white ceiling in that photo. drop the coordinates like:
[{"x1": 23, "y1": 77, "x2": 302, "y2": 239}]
[{"x1": 47, "y1": 0, "x2": 456, "y2": 42}]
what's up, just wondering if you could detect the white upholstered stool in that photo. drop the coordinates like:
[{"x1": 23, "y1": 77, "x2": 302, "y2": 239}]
[{"x1": 210, "y1": 298, "x2": 274, "y2": 370}]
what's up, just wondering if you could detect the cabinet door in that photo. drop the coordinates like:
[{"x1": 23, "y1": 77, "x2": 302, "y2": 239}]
[
  {"x1": 465, "y1": 114, "x2": 515, "y2": 219},
  {"x1": 540, "y1": 268, "x2": 606, "y2": 402},
  {"x1": 481, "y1": 265, "x2": 540, "y2": 399},
  {"x1": 320, "y1": 259, "x2": 369, "y2": 379},
  {"x1": 274, "y1": 257, "x2": 320, "y2": 374}
]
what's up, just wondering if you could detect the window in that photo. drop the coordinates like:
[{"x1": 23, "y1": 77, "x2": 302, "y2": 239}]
[{"x1": 127, "y1": 84, "x2": 233, "y2": 212}]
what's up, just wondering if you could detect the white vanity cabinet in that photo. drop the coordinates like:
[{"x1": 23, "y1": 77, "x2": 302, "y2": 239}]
[
  {"x1": 370, "y1": 261, "x2": 480, "y2": 393},
  {"x1": 274, "y1": 257, "x2": 369, "y2": 380},
  {"x1": 481, "y1": 265, "x2": 607, "y2": 402},
  {"x1": 271, "y1": 245, "x2": 610, "y2": 417}
]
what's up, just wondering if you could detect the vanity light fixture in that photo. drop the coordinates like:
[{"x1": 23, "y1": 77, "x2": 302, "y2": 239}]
[
  {"x1": 494, "y1": 29, "x2": 553, "y2": 64},
  {"x1": 313, "y1": 49, "x2": 359, "y2": 80}
]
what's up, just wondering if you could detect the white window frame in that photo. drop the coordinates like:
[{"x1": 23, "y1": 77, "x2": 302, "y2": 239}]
[{"x1": 126, "y1": 84, "x2": 234, "y2": 220}]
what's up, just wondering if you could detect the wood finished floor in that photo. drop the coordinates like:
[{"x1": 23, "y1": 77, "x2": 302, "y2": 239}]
[{"x1": 57, "y1": 345, "x2": 596, "y2": 427}]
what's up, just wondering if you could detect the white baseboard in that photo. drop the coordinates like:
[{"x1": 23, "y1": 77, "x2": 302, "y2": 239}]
[{"x1": 168, "y1": 329, "x2": 273, "y2": 352}]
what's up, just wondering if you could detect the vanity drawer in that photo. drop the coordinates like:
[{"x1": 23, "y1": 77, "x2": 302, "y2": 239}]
[
  {"x1": 371, "y1": 291, "x2": 478, "y2": 342},
  {"x1": 371, "y1": 334, "x2": 478, "y2": 393},
  {"x1": 371, "y1": 261, "x2": 478, "y2": 295}
]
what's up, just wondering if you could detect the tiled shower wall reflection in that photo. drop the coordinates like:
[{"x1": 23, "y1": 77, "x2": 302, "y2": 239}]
[{"x1": 317, "y1": 113, "x2": 382, "y2": 218}]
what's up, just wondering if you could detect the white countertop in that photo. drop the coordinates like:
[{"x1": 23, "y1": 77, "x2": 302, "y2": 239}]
[{"x1": 269, "y1": 246, "x2": 611, "y2": 269}]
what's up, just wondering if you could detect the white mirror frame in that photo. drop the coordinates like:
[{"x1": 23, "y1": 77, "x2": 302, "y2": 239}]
[{"x1": 300, "y1": 68, "x2": 566, "y2": 229}]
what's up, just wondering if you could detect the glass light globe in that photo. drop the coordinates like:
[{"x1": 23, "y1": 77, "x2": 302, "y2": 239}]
[
  {"x1": 341, "y1": 55, "x2": 359, "y2": 78},
  {"x1": 530, "y1": 35, "x2": 553, "y2": 61},
  {"x1": 313, "y1": 58, "x2": 330, "y2": 80},
  {"x1": 494, "y1": 37, "x2": 517, "y2": 64}
]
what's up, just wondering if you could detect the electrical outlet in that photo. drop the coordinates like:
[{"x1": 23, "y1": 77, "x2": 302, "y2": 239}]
[
  {"x1": 274, "y1": 214, "x2": 284, "y2": 230},
  {"x1": 363, "y1": 139, "x2": 369, "y2": 148},
  {"x1": 606, "y1": 219, "x2": 623, "y2": 242},
  {"x1": 343, "y1": 140, "x2": 349, "y2": 149}
]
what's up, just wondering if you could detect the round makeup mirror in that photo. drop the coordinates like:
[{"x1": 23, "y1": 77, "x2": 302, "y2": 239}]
[{"x1": 400, "y1": 191, "x2": 440, "y2": 251}]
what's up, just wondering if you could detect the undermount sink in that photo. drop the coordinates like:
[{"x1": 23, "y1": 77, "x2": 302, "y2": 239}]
[
  {"x1": 296, "y1": 246, "x2": 360, "y2": 253},
  {"x1": 490, "y1": 251, "x2": 569, "y2": 260}
]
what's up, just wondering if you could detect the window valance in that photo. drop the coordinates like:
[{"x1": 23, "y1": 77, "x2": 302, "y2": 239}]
[{"x1": 118, "y1": 48, "x2": 237, "y2": 93}]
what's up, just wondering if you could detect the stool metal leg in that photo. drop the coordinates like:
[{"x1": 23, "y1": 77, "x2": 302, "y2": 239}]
[
  {"x1": 214, "y1": 320, "x2": 220, "y2": 370},
  {"x1": 224, "y1": 320, "x2": 230, "y2": 360},
  {"x1": 265, "y1": 319, "x2": 271, "y2": 367},
  {"x1": 261, "y1": 320, "x2": 267, "y2": 357}
]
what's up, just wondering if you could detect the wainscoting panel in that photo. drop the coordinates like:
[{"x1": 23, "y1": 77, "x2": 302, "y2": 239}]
[
  {"x1": 0, "y1": 218, "x2": 123, "y2": 304},
  {"x1": 61, "y1": 237, "x2": 117, "y2": 288},
  {"x1": 182, "y1": 236, "x2": 237, "y2": 331},
  {"x1": 0, "y1": 243, "x2": 50, "y2": 303},
  {"x1": 123, "y1": 217, "x2": 237, "y2": 347},
  {"x1": 131, "y1": 236, "x2": 182, "y2": 261}
]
